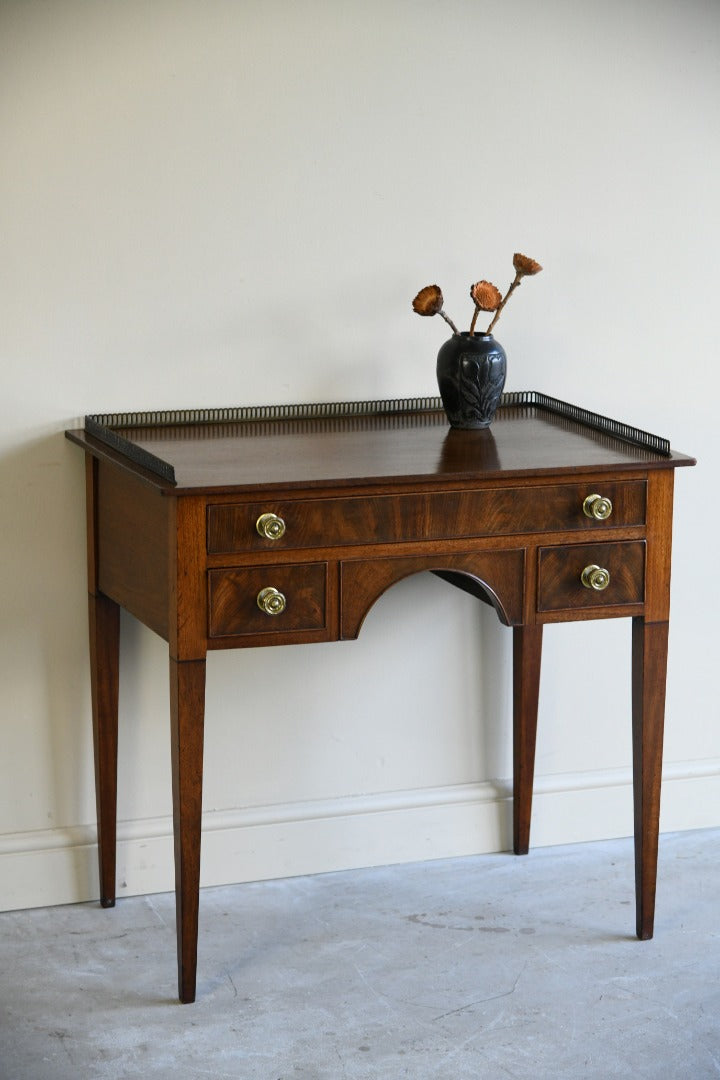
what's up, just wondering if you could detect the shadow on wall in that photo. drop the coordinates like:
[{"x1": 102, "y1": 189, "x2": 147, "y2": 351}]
[
  {"x1": 478, "y1": 599, "x2": 514, "y2": 844},
  {"x1": 0, "y1": 432, "x2": 95, "y2": 855}
]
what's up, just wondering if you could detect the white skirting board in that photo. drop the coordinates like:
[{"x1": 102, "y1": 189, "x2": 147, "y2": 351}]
[{"x1": 2, "y1": 760, "x2": 719, "y2": 912}]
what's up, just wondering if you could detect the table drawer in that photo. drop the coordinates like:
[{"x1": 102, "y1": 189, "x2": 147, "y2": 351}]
[
  {"x1": 537, "y1": 541, "x2": 645, "y2": 612},
  {"x1": 208, "y1": 563, "x2": 327, "y2": 638},
  {"x1": 208, "y1": 481, "x2": 646, "y2": 553}
]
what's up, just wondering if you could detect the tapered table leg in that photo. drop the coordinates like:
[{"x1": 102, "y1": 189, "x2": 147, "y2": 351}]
[
  {"x1": 511, "y1": 626, "x2": 546, "y2": 851},
  {"x1": 632, "y1": 617, "x2": 669, "y2": 940},
  {"x1": 513, "y1": 625, "x2": 543, "y2": 855},
  {"x1": 169, "y1": 657, "x2": 206, "y2": 1004},
  {"x1": 88, "y1": 591, "x2": 120, "y2": 908}
]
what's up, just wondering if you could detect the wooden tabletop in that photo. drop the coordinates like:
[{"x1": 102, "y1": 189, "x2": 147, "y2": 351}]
[{"x1": 66, "y1": 399, "x2": 694, "y2": 495}]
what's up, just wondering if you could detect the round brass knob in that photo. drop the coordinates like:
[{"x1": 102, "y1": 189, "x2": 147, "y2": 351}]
[
  {"x1": 583, "y1": 494, "x2": 613, "y2": 521},
  {"x1": 256, "y1": 513, "x2": 286, "y2": 541},
  {"x1": 581, "y1": 564, "x2": 610, "y2": 591},
  {"x1": 257, "y1": 587, "x2": 287, "y2": 616}
]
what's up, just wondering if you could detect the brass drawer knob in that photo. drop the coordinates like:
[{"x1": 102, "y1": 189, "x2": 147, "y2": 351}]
[
  {"x1": 254, "y1": 591, "x2": 284, "y2": 617},
  {"x1": 583, "y1": 494, "x2": 613, "y2": 521},
  {"x1": 256, "y1": 512, "x2": 286, "y2": 541},
  {"x1": 257, "y1": 587, "x2": 287, "y2": 615},
  {"x1": 581, "y1": 564, "x2": 610, "y2": 591}
]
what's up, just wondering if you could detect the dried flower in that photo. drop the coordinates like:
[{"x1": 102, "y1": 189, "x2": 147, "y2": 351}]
[
  {"x1": 412, "y1": 284, "x2": 459, "y2": 334},
  {"x1": 412, "y1": 284, "x2": 444, "y2": 316},
  {"x1": 470, "y1": 280, "x2": 502, "y2": 311},
  {"x1": 412, "y1": 251, "x2": 542, "y2": 338},
  {"x1": 469, "y1": 280, "x2": 503, "y2": 334},
  {"x1": 487, "y1": 252, "x2": 544, "y2": 333},
  {"x1": 512, "y1": 253, "x2": 543, "y2": 278}
]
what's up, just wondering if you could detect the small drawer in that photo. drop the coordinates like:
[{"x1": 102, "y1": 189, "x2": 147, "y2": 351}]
[
  {"x1": 207, "y1": 481, "x2": 647, "y2": 554},
  {"x1": 208, "y1": 563, "x2": 327, "y2": 638},
  {"x1": 537, "y1": 541, "x2": 645, "y2": 612}
]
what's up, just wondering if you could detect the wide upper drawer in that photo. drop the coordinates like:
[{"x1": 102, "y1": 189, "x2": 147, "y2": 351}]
[{"x1": 207, "y1": 481, "x2": 646, "y2": 553}]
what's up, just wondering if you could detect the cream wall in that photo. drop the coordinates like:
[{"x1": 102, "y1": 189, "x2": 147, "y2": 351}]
[{"x1": 1, "y1": 0, "x2": 718, "y2": 911}]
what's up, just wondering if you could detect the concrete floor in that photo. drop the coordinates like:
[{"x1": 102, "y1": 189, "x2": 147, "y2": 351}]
[{"x1": 1, "y1": 828, "x2": 719, "y2": 1080}]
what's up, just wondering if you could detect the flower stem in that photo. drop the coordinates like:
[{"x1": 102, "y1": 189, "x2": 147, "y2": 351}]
[
  {"x1": 469, "y1": 305, "x2": 480, "y2": 335},
  {"x1": 440, "y1": 309, "x2": 460, "y2": 335},
  {"x1": 487, "y1": 274, "x2": 521, "y2": 334}
]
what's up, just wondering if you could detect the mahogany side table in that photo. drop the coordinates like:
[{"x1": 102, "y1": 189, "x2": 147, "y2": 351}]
[{"x1": 66, "y1": 392, "x2": 695, "y2": 1003}]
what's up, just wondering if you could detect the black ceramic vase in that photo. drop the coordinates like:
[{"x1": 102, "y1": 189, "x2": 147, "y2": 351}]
[{"x1": 436, "y1": 332, "x2": 507, "y2": 429}]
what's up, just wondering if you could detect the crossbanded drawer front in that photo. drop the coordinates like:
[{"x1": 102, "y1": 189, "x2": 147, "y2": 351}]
[
  {"x1": 537, "y1": 541, "x2": 645, "y2": 612},
  {"x1": 208, "y1": 563, "x2": 327, "y2": 638},
  {"x1": 207, "y1": 481, "x2": 646, "y2": 553}
]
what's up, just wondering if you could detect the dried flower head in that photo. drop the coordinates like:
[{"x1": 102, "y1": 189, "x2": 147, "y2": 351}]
[
  {"x1": 512, "y1": 253, "x2": 543, "y2": 277},
  {"x1": 486, "y1": 253, "x2": 543, "y2": 333},
  {"x1": 412, "y1": 284, "x2": 459, "y2": 334},
  {"x1": 412, "y1": 284, "x2": 444, "y2": 316},
  {"x1": 470, "y1": 280, "x2": 502, "y2": 312}
]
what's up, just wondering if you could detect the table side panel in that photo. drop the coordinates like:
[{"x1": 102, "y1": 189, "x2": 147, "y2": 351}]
[
  {"x1": 643, "y1": 469, "x2": 675, "y2": 624},
  {"x1": 85, "y1": 456, "x2": 100, "y2": 592},
  {"x1": 96, "y1": 460, "x2": 170, "y2": 639}
]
